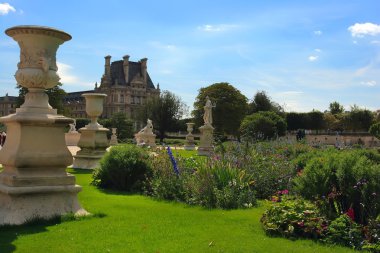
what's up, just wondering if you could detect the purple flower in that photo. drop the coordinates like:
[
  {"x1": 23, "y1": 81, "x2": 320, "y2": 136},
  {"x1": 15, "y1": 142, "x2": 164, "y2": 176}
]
[{"x1": 167, "y1": 146, "x2": 179, "y2": 175}]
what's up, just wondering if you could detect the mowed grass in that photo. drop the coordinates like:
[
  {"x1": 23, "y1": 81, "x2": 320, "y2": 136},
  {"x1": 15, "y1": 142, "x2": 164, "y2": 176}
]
[{"x1": 0, "y1": 169, "x2": 355, "y2": 253}]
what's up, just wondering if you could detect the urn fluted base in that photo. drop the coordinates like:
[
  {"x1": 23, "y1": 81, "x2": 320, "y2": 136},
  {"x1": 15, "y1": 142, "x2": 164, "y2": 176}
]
[
  {"x1": 184, "y1": 134, "x2": 196, "y2": 150},
  {"x1": 73, "y1": 127, "x2": 109, "y2": 169}
]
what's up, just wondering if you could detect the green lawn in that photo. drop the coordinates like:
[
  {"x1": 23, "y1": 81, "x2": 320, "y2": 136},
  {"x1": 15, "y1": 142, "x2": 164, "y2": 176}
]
[{"x1": 0, "y1": 169, "x2": 355, "y2": 253}]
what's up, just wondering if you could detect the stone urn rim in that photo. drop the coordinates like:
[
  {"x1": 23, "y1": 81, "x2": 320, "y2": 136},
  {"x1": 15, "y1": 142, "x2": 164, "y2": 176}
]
[{"x1": 5, "y1": 25, "x2": 72, "y2": 41}]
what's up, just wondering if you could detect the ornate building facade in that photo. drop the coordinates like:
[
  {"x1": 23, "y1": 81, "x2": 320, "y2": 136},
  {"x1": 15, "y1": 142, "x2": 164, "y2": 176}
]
[
  {"x1": 63, "y1": 55, "x2": 160, "y2": 122},
  {"x1": 0, "y1": 94, "x2": 17, "y2": 116}
]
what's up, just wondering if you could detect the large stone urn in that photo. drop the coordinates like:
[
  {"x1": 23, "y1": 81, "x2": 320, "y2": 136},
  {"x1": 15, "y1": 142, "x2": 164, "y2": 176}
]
[
  {"x1": 73, "y1": 93, "x2": 109, "y2": 169},
  {"x1": 0, "y1": 25, "x2": 87, "y2": 225},
  {"x1": 184, "y1": 123, "x2": 196, "y2": 150}
]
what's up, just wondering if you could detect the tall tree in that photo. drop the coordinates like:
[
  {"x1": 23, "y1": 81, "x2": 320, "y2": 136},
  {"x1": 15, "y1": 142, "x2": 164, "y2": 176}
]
[
  {"x1": 192, "y1": 82, "x2": 248, "y2": 137},
  {"x1": 139, "y1": 90, "x2": 188, "y2": 142},
  {"x1": 249, "y1": 90, "x2": 284, "y2": 115},
  {"x1": 329, "y1": 101, "x2": 344, "y2": 115},
  {"x1": 16, "y1": 82, "x2": 68, "y2": 115}
]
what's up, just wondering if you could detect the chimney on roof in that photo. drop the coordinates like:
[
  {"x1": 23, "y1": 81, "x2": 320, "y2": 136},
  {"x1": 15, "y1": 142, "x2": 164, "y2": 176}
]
[
  {"x1": 123, "y1": 55, "x2": 130, "y2": 84},
  {"x1": 104, "y1": 55, "x2": 111, "y2": 77},
  {"x1": 140, "y1": 58, "x2": 148, "y2": 82}
]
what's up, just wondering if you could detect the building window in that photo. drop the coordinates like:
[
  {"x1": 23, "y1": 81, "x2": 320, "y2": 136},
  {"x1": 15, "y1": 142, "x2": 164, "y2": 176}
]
[{"x1": 120, "y1": 94, "x2": 124, "y2": 103}]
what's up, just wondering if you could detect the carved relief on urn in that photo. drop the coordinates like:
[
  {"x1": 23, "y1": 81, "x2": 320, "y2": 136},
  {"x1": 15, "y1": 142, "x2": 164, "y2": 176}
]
[{"x1": 6, "y1": 26, "x2": 71, "y2": 90}]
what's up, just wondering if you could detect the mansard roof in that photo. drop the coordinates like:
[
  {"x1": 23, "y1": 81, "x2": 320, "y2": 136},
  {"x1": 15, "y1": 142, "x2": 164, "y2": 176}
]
[{"x1": 110, "y1": 60, "x2": 155, "y2": 89}]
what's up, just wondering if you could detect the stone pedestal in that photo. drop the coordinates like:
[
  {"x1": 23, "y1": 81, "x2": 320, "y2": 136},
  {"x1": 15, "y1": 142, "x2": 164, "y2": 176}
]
[
  {"x1": 135, "y1": 132, "x2": 156, "y2": 147},
  {"x1": 72, "y1": 127, "x2": 109, "y2": 169},
  {"x1": 197, "y1": 124, "x2": 214, "y2": 156},
  {"x1": 0, "y1": 25, "x2": 87, "y2": 225},
  {"x1": 73, "y1": 93, "x2": 109, "y2": 170},
  {"x1": 109, "y1": 128, "x2": 118, "y2": 146},
  {"x1": 65, "y1": 131, "x2": 81, "y2": 146},
  {"x1": 184, "y1": 122, "x2": 196, "y2": 150}
]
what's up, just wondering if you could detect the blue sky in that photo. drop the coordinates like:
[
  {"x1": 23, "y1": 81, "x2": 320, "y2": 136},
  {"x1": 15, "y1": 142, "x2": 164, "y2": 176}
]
[{"x1": 1, "y1": 0, "x2": 380, "y2": 112}]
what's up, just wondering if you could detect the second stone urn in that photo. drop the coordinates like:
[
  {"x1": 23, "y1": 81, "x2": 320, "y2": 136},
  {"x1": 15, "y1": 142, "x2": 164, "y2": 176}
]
[
  {"x1": 109, "y1": 128, "x2": 118, "y2": 146},
  {"x1": 73, "y1": 93, "x2": 109, "y2": 169},
  {"x1": 184, "y1": 122, "x2": 196, "y2": 150}
]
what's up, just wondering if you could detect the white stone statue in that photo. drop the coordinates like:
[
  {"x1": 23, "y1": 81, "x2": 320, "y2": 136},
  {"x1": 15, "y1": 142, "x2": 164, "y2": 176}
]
[
  {"x1": 139, "y1": 119, "x2": 153, "y2": 134},
  {"x1": 135, "y1": 119, "x2": 156, "y2": 147},
  {"x1": 203, "y1": 96, "x2": 214, "y2": 125},
  {"x1": 69, "y1": 119, "x2": 77, "y2": 132}
]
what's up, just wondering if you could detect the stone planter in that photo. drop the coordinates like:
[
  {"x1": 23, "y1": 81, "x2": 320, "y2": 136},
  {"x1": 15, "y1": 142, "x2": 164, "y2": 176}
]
[
  {"x1": 0, "y1": 25, "x2": 87, "y2": 225},
  {"x1": 184, "y1": 122, "x2": 196, "y2": 150},
  {"x1": 73, "y1": 93, "x2": 109, "y2": 169},
  {"x1": 109, "y1": 128, "x2": 118, "y2": 146}
]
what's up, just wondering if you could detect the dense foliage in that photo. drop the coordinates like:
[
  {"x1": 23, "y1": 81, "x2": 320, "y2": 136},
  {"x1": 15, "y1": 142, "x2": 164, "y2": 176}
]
[
  {"x1": 192, "y1": 82, "x2": 248, "y2": 137},
  {"x1": 99, "y1": 112, "x2": 134, "y2": 140},
  {"x1": 139, "y1": 90, "x2": 188, "y2": 142},
  {"x1": 240, "y1": 111, "x2": 287, "y2": 140},
  {"x1": 293, "y1": 149, "x2": 380, "y2": 224},
  {"x1": 92, "y1": 145, "x2": 151, "y2": 191}
]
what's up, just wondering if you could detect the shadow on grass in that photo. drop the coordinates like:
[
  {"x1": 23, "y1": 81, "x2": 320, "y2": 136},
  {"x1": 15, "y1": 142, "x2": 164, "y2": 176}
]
[{"x1": 0, "y1": 213, "x2": 106, "y2": 253}]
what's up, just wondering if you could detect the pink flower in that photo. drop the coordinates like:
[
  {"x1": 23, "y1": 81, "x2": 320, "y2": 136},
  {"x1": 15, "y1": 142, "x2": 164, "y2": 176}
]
[
  {"x1": 346, "y1": 207, "x2": 355, "y2": 221},
  {"x1": 281, "y1": 189, "x2": 289, "y2": 195}
]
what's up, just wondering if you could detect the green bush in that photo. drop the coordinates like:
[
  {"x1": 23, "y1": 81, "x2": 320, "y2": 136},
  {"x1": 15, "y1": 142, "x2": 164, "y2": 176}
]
[
  {"x1": 240, "y1": 111, "x2": 286, "y2": 141},
  {"x1": 324, "y1": 214, "x2": 363, "y2": 249},
  {"x1": 92, "y1": 145, "x2": 151, "y2": 191},
  {"x1": 293, "y1": 149, "x2": 380, "y2": 224},
  {"x1": 261, "y1": 196, "x2": 329, "y2": 239}
]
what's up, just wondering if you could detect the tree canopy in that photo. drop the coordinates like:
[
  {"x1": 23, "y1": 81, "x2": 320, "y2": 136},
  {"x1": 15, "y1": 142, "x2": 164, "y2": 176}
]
[
  {"x1": 192, "y1": 82, "x2": 248, "y2": 137},
  {"x1": 249, "y1": 91, "x2": 284, "y2": 115},
  {"x1": 240, "y1": 111, "x2": 286, "y2": 140},
  {"x1": 329, "y1": 101, "x2": 344, "y2": 115},
  {"x1": 139, "y1": 90, "x2": 188, "y2": 142}
]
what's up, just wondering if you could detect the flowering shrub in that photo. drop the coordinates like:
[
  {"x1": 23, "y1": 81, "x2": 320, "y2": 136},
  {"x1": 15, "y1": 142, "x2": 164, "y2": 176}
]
[
  {"x1": 145, "y1": 147, "x2": 256, "y2": 209},
  {"x1": 293, "y1": 149, "x2": 380, "y2": 224},
  {"x1": 261, "y1": 196, "x2": 329, "y2": 239}
]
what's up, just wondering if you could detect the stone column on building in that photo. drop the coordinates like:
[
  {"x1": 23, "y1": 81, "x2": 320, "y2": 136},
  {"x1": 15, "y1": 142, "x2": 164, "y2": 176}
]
[
  {"x1": 104, "y1": 55, "x2": 111, "y2": 77},
  {"x1": 123, "y1": 55, "x2": 130, "y2": 84},
  {"x1": 140, "y1": 58, "x2": 148, "y2": 82},
  {"x1": 0, "y1": 25, "x2": 87, "y2": 225}
]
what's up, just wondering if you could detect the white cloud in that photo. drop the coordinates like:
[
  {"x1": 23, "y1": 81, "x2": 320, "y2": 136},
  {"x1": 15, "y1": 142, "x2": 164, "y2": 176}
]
[
  {"x1": 361, "y1": 80, "x2": 377, "y2": 87},
  {"x1": 348, "y1": 22, "x2": 380, "y2": 37},
  {"x1": 314, "y1": 30, "x2": 322, "y2": 36},
  {"x1": 371, "y1": 40, "x2": 380, "y2": 45},
  {"x1": 198, "y1": 24, "x2": 238, "y2": 32},
  {"x1": 314, "y1": 48, "x2": 322, "y2": 53},
  {"x1": 0, "y1": 3, "x2": 15, "y2": 15},
  {"x1": 57, "y1": 62, "x2": 93, "y2": 87},
  {"x1": 308, "y1": 55, "x2": 318, "y2": 62}
]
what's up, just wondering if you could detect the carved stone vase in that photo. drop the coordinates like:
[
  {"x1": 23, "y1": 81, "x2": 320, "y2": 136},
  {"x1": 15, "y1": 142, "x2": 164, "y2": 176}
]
[
  {"x1": 109, "y1": 128, "x2": 118, "y2": 146},
  {"x1": 184, "y1": 123, "x2": 196, "y2": 150},
  {"x1": 73, "y1": 93, "x2": 109, "y2": 169},
  {"x1": 0, "y1": 25, "x2": 87, "y2": 225}
]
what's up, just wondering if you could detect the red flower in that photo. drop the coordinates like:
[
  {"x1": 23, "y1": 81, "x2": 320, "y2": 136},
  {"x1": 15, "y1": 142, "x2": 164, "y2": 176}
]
[{"x1": 345, "y1": 207, "x2": 355, "y2": 221}]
